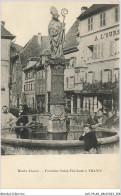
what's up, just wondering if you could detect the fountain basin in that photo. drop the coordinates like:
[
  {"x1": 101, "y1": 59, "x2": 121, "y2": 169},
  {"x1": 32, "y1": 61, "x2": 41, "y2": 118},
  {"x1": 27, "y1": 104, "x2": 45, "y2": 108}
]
[{"x1": 1, "y1": 128, "x2": 119, "y2": 155}]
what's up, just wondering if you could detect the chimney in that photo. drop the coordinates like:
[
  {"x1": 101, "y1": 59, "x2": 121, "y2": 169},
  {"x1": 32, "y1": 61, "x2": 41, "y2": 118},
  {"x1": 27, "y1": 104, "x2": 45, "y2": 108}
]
[
  {"x1": 81, "y1": 6, "x2": 88, "y2": 14},
  {"x1": 1, "y1": 21, "x2": 5, "y2": 27},
  {"x1": 38, "y1": 33, "x2": 41, "y2": 45}
]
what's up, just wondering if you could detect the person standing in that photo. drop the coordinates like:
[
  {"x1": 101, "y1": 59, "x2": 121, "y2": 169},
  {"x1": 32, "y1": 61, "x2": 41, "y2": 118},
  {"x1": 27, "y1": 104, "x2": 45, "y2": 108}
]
[
  {"x1": 15, "y1": 104, "x2": 29, "y2": 139},
  {"x1": 1, "y1": 105, "x2": 17, "y2": 133}
]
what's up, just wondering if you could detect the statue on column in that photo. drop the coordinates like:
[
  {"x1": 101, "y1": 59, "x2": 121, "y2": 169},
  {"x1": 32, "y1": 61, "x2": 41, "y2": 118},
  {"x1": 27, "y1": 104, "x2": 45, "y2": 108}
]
[{"x1": 48, "y1": 7, "x2": 68, "y2": 59}]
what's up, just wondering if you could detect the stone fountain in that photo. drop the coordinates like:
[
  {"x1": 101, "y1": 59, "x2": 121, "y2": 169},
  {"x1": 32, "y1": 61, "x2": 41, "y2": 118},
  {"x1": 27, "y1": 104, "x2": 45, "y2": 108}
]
[{"x1": 45, "y1": 7, "x2": 69, "y2": 140}]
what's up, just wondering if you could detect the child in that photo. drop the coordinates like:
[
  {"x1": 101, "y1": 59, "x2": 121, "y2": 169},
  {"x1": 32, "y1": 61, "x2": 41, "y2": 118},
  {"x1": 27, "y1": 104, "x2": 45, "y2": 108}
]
[{"x1": 79, "y1": 124, "x2": 98, "y2": 154}]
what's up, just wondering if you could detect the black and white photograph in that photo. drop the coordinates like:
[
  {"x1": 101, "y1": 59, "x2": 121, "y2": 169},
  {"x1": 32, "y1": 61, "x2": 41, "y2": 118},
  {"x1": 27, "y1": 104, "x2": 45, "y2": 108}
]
[
  {"x1": 1, "y1": 1, "x2": 120, "y2": 156},
  {"x1": 1, "y1": 0, "x2": 120, "y2": 192}
]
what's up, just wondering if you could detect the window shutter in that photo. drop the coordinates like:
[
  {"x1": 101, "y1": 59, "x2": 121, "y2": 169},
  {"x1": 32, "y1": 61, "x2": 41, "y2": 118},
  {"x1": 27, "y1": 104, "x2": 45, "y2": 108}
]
[
  {"x1": 66, "y1": 77, "x2": 69, "y2": 88},
  {"x1": 103, "y1": 12, "x2": 106, "y2": 25},
  {"x1": 101, "y1": 70, "x2": 102, "y2": 82},
  {"x1": 110, "y1": 70, "x2": 112, "y2": 82},
  {"x1": 93, "y1": 45, "x2": 97, "y2": 59},
  {"x1": 88, "y1": 18, "x2": 90, "y2": 31},
  {"x1": 91, "y1": 17, "x2": 93, "y2": 30},
  {"x1": 98, "y1": 44, "x2": 101, "y2": 58},
  {"x1": 101, "y1": 43, "x2": 104, "y2": 58},
  {"x1": 92, "y1": 72, "x2": 95, "y2": 83},
  {"x1": 100, "y1": 13, "x2": 102, "y2": 26},
  {"x1": 85, "y1": 73, "x2": 87, "y2": 82}
]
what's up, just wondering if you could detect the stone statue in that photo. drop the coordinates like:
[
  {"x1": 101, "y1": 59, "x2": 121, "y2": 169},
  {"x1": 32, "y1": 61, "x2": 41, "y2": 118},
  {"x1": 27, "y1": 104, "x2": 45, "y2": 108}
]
[{"x1": 48, "y1": 7, "x2": 66, "y2": 59}]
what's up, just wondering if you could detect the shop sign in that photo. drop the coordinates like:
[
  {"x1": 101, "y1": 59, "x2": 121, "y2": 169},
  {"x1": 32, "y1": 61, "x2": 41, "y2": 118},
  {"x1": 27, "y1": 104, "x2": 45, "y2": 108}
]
[{"x1": 95, "y1": 29, "x2": 120, "y2": 41}]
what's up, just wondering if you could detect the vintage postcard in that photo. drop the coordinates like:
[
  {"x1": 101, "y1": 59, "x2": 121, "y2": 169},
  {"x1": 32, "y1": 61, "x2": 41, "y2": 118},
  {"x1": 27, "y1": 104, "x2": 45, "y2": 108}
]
[{"x1": 0, "y1": 0, "x2": 120, "y2": 192}]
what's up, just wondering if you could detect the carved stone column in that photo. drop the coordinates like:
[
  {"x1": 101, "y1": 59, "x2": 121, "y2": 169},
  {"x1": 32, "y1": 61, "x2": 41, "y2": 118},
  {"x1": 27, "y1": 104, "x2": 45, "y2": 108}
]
[{"x1": 45, "y1": 58, "x2": 69, "y2": 140}]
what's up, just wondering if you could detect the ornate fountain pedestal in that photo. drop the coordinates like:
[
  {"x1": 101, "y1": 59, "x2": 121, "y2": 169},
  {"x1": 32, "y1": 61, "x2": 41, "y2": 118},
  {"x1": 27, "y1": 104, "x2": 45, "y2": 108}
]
[{"x1": 46, "y1": 58, "x2": 69, "y2": 140}]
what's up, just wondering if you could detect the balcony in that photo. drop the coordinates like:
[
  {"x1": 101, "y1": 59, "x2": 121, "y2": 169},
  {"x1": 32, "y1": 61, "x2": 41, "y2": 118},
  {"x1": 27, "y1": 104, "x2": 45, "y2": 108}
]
[{"x1": 82, "y1": 81, "x2": 119, "y2": 94}]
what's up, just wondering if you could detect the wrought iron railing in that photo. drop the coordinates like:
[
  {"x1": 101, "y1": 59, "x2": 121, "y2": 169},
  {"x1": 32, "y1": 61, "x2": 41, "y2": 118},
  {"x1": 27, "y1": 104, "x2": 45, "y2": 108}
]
[{"x1": 83, "y1": 81, "x2": 119, "y2": 93}]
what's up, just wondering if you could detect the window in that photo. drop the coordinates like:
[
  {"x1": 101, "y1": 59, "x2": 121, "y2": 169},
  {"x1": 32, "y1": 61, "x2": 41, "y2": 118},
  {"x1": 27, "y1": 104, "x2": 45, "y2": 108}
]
[
  {"x1": 38, "y1": 71, "x2": 40, "y2": 79},
  {"x1": 25, "y1": 84, "x2": 28, "y2": 91},
  {"x1": 115, "y1": 38, "x2": 120, "y2": 55},
  {"x1": 100, "y1": 12, "x2": 106, "y2": 26},
  {"x1": 87, "y1": 72, "x2": 93, "y2": 83},
  {"x1": 32, "y1": 71, "x2": 35, "y2": 78},
  {"x1": 28, "y1": 84, "x2": 30, "y2": 91},
  {"x1": 25, "y1": 73, "x2": 28, "y2": 80},
  {"x1": 69, "y1": 76, "x2": 75, "y2": 88},
  {"x1": 69, "y1": 57, "x2": 76, "y2": 68},
  {"x1": 115, "y1": 6, "x2": 119, "y2": 22},
  {"x1": 33, "y1": 83, "x2": 35, "y2": 90},
  {"x1": 102, "y1": 70, "x2": 112, "y2": 83},
  {"x1": 88, "y1": 17, "x2": 93, "y2": 31},
  {"x1": 75, "y1": 72, "x2": 80, "y2": 84},
  {"x1": 37, "y1": 70, "x2": 45, "y2": 79},
  {"x1": 29, "y1": 71, "x2": 34, "y2": 78},
  {"x1": 93, "y1": 43, "x2": 104, "y2": 59},
  {"x1": 109, "y1": 39, "x2": 119, "y2": 56},
  {"x1": 114, "y1": 69, "x2": 119, "y2": 82},
  {"x1": 29, "y1": 71, "x2": 32, "y2": 78},
  {"x1": 28, "y1": 72, "x2": 30, "y2": 78},
  {"x1": 109, "y1": 41, "x2": 115, "y2": 56},
  {"x1": 86, "y1": 45, "x2": 93, "y2": 61},
  {"x1": 66, "y1": 77, "x2": 75, "y2": 88},
  {"x1": 24, "y1": 85, "x2": 25, "y2": 91},
  {"x1": 43, "y1": 71, "x2": 45, "y2": 79},
  {"x1": 42, "y1": 71, "x2": 45, "y2": 79},
  {"x1": 80, "y1": 71, "x2": 85, "y2": 83}
]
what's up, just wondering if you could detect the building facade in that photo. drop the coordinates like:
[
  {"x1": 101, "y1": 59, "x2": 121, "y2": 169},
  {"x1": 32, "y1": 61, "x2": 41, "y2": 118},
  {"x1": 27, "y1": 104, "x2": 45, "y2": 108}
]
[
  {"x1": 1, "y1": 22, "x2": 15, "y2": 107},
  {"x1": 78, "y1": 4, "x2": 120, "y2": 112},
  {"x1": 64, "y1": 19, "x2": 88, "y2": 114},
  {"x1": 35, "y1": 64, "x2": 46, "y2": 113},
  {"x1": 10, "y1": 43, "x2": 23, "y2": 108},
  {"x1": 22, "y1": 57, "x2": 39, "y2": 111},
  {"x1": 21, "y1": 34, "x2": 50, "y2": 112}
]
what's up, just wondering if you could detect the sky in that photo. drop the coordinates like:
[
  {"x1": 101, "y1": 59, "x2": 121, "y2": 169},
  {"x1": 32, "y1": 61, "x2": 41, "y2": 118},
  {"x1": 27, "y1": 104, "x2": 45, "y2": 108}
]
[{"x1": 1, "y1": 1, "x2": 93, "y2": 47}]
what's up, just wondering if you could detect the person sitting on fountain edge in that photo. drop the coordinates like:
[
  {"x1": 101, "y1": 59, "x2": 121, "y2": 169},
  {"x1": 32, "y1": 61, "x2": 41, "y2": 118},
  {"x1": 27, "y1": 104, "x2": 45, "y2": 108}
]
[
  {"x1": 95, "y1": 109, "x2": 107, "y2": 127},
  {"x1": 106, "y1": 110, "x2": 115, "y2": 128},
  {"x1": 79, "y1": 124, "x2": 98, "y2": 154},
  {"x1": 87, "y1": 111, "x2": 98, "y2": 126},
  {"x1": 113, "y1": 110, "x2": 119, "y2": 129}
]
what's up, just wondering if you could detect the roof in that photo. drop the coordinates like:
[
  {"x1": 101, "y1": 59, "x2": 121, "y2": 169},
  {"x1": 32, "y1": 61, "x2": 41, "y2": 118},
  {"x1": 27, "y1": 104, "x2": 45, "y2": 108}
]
[
  {"x1": 1, "y1": 25, "x2": 15, "y2": 39},
  {"x1": 20, "y1": 35, "x2": 50, "y2": 67},
  {"x1": 78, "y1": 4, "x2": 119, "y2": 20},
  {"x1": 64, "y1": 20, "x2": 79, "y2": 53},
  {"x1": 11, "y1": 42, "x2": 23, "y2": 53},
  {"x1": 10, "y1": 42, "x2": 23, "y2": 62}
]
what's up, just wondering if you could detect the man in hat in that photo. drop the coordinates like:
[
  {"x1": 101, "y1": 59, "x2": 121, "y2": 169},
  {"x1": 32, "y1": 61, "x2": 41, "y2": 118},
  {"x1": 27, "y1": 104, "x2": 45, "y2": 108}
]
[
  {"x1": 79, "y1": 124, "x2": 98, "y2": 154},
  {"x1": 48, "y1": 6, "x2": 65, "y2": 58}
]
